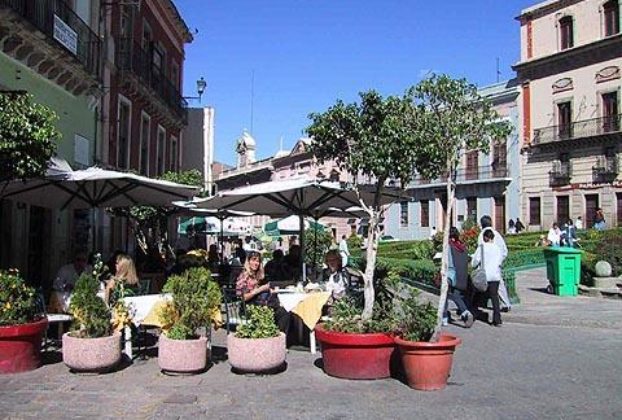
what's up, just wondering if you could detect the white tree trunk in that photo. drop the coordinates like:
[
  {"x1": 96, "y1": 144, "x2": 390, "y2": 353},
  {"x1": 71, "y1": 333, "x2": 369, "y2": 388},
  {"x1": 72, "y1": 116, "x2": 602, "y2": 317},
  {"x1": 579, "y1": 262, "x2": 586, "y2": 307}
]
[
  {"x1": 432, "y1": 168, "x2": 455, "y2": 341},
  {"x1": 362, "y1": 212, "x2": 378, "y2": 320}
]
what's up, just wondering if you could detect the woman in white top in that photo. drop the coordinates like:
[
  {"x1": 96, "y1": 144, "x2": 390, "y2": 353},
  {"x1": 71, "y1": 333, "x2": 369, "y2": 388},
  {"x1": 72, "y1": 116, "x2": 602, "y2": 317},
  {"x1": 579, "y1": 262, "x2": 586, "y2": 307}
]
[
  {"x1": 547, "y1": 223, "x2": 561, "y2": 246},
  {"x1": 471, "y1": 229, "x2": 503, "y2": 326}
]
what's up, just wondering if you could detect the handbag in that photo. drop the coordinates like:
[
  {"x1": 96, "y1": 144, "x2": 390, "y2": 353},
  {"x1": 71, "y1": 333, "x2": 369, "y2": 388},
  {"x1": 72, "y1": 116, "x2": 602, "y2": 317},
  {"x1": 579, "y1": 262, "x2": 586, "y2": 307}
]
[{"x1": 471, "y1": 244, "x2": 489, "y2": 292}]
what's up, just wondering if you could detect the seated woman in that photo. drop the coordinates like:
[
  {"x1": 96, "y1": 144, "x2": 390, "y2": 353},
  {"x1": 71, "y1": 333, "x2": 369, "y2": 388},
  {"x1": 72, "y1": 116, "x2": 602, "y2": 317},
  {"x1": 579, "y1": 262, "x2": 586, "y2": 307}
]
[
  {"x1": 105, "y1": 253, "x2": 139, "y2": 306},
  {"x1": 321, "y1": 250, "x2": 357, "y2": 311},
  {"x1": 235, "y1": 250, "x2": 290, "y2": 333}
]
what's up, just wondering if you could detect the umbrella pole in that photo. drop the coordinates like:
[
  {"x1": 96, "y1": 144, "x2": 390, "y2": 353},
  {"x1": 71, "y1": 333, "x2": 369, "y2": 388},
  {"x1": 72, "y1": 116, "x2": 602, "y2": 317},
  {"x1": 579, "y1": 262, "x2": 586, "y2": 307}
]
[
  {"x1": 299, "y1": 214, "x2": 305, "y2": 284},
  {"x1": 313, "y1": 216, "x2": 318, "y2": 282},
  {"x1": 219, "y1": 216, "x2": 224, "y2": 263}
]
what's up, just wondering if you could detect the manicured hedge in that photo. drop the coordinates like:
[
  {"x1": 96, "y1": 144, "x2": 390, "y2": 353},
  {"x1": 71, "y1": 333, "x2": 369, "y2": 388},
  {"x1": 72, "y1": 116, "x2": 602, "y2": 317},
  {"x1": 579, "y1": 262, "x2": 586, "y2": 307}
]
[{"x1": 350, "y1": 256, "x2": 437, "y2": 286}]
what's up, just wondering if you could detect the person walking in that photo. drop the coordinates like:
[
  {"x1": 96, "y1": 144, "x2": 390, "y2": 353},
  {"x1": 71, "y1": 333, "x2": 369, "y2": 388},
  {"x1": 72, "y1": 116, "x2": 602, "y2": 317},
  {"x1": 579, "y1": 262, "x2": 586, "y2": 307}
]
[
  {"x1": 507, "y1": 219, "x2": 516, "y2": 235},
  {"x1": 338, "y1": 235, "x2": 350, "y2": 268},
  {"x1": 575, "y1": 216, "x2": 583, "y2": 230},
  {"x1": 444, "y1": 228, "x2": 474, "y2": 327},
  {"x1": 515, "y1": 218, "x2": 525, "y2": 233},
  {"x1": 547, "y1": 222, "x2": 562, "y2": 246},
  {"x1": 478, "y1": 215, "x2": 511, "y2": 311},
  {"x1": 472, "y1": 229, "x2": 503, "y2": 326}
]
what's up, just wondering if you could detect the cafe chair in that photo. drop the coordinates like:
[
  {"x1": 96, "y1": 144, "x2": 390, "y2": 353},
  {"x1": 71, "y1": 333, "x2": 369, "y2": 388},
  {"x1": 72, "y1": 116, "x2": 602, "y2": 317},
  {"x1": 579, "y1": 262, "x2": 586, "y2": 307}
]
[
  {"x1": 137, "y1": 279, "x2": 151, "y2": 295},
  {"x1": 221, "y1": 286, "x2": 247, "y2": 334},
  {"x1": 35, "y1": 289, "x2": 73, "y2": 351}
]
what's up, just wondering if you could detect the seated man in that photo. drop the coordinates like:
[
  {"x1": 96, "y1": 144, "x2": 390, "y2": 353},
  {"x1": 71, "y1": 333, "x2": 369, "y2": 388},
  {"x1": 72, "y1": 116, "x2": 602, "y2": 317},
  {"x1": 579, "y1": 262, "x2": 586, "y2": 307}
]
[
  {"x1": 49, "y1": 252, "x2": 90, "y2": 312},
  {"x1": 264, "y1": 249, "x2": 293, "y2": 288}
]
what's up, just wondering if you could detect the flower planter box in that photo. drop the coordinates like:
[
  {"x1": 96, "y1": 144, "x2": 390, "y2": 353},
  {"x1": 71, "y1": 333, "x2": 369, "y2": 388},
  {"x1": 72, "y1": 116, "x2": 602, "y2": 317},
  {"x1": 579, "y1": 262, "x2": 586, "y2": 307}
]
[
  {"x1": 314, "y1": 324, "x2": 395, "y2": 380},
  {"x1": 0, "y1": 318, "x2": 48, "y2": 374},
  {"x1": 158, "y1": 333, "x2": 209, "y2": 374},
  {"x1": 62, "y1": 331, "x2": 122, "y2": 373},
  {"x1": 227, "y1": 332, "x2": 286, "y2": 373}
]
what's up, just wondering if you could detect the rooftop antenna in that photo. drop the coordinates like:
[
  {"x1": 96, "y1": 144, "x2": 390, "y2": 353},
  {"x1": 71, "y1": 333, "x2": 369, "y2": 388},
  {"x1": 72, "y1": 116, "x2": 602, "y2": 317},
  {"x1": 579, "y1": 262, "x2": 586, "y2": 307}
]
[
  {"x1": 496, "y1": 57, "x2": 501, "y2": 83},
  {"x1": 250, "y1": 70, "x2": 255, "y2": 135},
  {"x1": 279, "y1": 136, "x2": 284, "y2": 151}
]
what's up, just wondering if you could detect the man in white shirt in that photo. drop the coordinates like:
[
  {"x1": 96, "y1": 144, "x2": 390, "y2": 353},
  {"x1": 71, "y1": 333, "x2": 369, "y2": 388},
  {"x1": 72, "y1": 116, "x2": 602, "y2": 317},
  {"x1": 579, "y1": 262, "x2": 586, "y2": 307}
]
[
  {"x1": 478, "y1": 216, "x2": 511, "y2": 311},
  {"x1": 52, "y1": 252, "x2": 89, "y2": 292},
  {"x1": 338, "y1": 235, "x2": 350, "y2": 268}
]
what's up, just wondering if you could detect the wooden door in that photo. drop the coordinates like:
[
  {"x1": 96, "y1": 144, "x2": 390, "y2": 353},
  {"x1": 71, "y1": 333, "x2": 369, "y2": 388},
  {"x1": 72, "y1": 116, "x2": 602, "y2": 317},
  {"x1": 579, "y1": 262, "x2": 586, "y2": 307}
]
[
  {"x1": 557, "y1": 102, "x2": 572, "y2": 139},
  {"x1": 466, "y1": 151, "x2": 479, "y2": 180},
  {"x1": 585, "y1": 194, "x2": 599, "y2": 228},
  {"x1": 494, "y1": 196, "x2": 505, "y2": 233},
  {"x1": 557, "y1": 196, "x2": 570, "y2": 225},
  {"x1": 617, "y1": 193, "x2": 622, "y2": 227}
]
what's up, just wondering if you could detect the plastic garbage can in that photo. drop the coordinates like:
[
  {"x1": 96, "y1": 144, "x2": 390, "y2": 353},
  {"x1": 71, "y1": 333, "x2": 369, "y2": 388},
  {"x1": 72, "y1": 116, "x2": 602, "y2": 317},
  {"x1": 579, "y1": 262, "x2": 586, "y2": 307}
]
[{"x1": 543, "y1": 246, "x2": 583, "y2": 296}]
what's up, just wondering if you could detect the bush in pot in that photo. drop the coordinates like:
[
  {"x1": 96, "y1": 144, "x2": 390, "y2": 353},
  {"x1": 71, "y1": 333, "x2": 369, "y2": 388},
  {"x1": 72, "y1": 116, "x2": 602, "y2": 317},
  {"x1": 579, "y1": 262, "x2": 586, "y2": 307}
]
[
  {"x1": 393, "y1": 283, "x2": 461, "y2": 391},
  {"x1": 63, "y1": 255, "x2": 127, "y2": 373},
  {"x1": 0, "y1": 269, "x2": 48, "y2": 374},
  {"x1": 157, "y1": 266, "x2": 222, "y2": 374},
  {"x1": 227, "y1": 305, "x2": 286, "y2": 374}
]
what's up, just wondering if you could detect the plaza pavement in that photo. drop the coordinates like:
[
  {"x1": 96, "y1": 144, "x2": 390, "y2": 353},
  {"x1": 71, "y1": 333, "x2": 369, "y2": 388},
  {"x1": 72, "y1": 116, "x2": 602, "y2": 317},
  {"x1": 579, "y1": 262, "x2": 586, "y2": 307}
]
[{"x1": 0, "y1": 268, "x2": 621, "y2": 420}]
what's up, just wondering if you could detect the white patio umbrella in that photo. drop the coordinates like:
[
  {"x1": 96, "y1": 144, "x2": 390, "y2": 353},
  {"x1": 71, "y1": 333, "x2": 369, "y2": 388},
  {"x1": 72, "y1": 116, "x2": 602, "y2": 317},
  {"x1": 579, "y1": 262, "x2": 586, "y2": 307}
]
[
  {"x1": 192, "y1": 178, "x2": 404, "y2": 280},
  {"x1": 1, "y1": 166, "x2": 198, "y2": 209}
]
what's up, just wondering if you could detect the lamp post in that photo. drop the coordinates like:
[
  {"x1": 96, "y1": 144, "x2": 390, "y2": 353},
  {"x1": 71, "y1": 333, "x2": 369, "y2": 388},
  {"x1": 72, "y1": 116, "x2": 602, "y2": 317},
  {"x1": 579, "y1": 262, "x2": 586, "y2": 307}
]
[{"x1": 184, "y1": 77, "x2": 207, "y2": 103}]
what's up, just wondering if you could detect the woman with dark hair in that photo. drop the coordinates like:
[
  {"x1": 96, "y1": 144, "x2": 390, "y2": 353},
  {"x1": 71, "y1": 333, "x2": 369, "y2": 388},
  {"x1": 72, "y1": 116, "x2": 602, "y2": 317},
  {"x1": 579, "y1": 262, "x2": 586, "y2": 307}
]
[
  {"x1": 472, "y1": 229, "x2": 503, "y2": 326},
  {"x1": 235, "y1": 251, "x2": 290, "y2": 333},
  {"x1": 444, "y1": 227, "x2": 474, "y2": 327}
]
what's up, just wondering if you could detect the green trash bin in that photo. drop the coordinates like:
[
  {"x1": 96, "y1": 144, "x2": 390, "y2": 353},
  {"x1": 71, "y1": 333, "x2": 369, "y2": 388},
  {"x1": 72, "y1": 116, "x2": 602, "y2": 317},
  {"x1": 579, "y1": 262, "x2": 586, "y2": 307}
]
[{"x1": 543, "y1": 246, "x2": 583, "y2": 296}]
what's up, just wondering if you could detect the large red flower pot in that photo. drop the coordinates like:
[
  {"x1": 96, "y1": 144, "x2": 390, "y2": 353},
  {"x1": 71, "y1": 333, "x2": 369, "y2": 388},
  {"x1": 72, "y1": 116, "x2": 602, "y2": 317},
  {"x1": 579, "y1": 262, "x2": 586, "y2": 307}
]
[
  {"x1": 314, "y1": 324, "x2": 395, "y2": 380},
  {"x1": 395, "y1": 333, "x2": 461, "y2": 391},
  {"x1": 0, "y1": 318, "x2": 48, "y2": 374}
]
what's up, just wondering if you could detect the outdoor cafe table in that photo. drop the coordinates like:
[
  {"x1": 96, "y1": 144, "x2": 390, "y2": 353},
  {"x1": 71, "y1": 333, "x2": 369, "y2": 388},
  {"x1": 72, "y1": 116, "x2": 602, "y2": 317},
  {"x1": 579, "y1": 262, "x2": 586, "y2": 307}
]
[{"x1": 275, "y1": 290, "x2": 330, "y2": 354}]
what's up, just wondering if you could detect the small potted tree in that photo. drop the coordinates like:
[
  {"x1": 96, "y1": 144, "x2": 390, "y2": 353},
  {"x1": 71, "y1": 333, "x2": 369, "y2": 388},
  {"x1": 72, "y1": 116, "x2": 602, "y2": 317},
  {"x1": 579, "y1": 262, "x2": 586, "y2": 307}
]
[
  {"x1": 227, "y1": 305, "x2": 286, "y2": 374},
  {"x1": 157, "y1": 266, "x2": 222, "y2": 374},
  {"x1": 63, "y1": 256, "x2": 126, "y2": 372},
  {"x1": 0, "y1": 269, "x2": 48, "y2": 374}
]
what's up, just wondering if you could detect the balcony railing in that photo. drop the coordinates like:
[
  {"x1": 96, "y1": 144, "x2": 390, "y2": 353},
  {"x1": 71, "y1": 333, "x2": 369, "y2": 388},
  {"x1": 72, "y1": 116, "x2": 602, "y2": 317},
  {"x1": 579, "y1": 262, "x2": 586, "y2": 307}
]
[
  {"x1": 1, "y1": 0, "x2": 100, "y2": 79},
  {"x1": 411, "y1": 166, "x2": 509, "y2": 186},
  {"x1": 115, "y1": 37, "x2": 187, "y2": 122},
  {"x1": 592, "y1": 156, "x2": 619, "y2": 182},
  {"x1": 549, "y1": 162, "x2": 572, "y2": 186},
  {"x1": 532, "y1": 114, "x2": 622, "y2": 145}
]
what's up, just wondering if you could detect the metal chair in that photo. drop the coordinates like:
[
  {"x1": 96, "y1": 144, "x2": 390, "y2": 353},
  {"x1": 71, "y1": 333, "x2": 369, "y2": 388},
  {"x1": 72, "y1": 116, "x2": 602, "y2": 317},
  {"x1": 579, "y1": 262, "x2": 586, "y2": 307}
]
[
  {"x1": 221, "y1": 286, "x2": 247, "y2": 334},
  {"x1": 35, "y1": 289, "x2": 73, "y2": 350}
]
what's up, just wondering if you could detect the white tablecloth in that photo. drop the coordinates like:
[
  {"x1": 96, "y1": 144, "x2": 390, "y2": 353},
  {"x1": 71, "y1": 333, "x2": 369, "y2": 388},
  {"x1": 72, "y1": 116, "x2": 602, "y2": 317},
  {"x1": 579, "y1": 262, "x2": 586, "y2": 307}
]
[
  {"x1": 276, "y1": 291, "x2": 308, "y2": 312},
  {"x1": 122, "y1": 293, "x2": 171, "y2": 326}
]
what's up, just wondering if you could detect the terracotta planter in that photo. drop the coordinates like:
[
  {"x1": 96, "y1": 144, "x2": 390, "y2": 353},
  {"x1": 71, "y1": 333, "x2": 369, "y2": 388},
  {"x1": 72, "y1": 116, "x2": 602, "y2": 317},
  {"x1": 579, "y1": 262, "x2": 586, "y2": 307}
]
[
  {"x1": 395, "y1": 333, "x2": 462, "y2": 391},
  {"x1": 227, "y1": 332, "x2": 286, "y2": 373},
  {"x1": 314, "y1": 324, "x2": 395, "y2": 380},
  {"x1": 158, "y1": 333, "x2": 208, "y2": 373},
  {"x1": 0, "y1": 318, "x2": 48, "y2": 374},
  {"x1": 62, "y1": 331, "x2": 122, "y2": 373}
]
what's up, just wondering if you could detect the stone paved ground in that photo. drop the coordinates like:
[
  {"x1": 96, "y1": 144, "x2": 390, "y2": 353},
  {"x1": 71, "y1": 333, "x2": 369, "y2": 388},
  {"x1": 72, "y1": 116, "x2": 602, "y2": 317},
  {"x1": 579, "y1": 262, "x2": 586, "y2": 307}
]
[{"x1": 1, "y1": 268, "x2": 621, "y2": 420}]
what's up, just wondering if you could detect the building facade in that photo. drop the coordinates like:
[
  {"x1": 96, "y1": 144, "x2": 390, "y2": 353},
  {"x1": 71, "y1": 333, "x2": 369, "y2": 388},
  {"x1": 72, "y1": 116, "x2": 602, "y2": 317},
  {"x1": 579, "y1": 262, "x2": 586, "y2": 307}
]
[
  {"x1": 181, "y1": 107, "x2": 215, "y2": 192},
  {"x1": 384, "y1": 80, "x2": 521, "y2": 239},
  {"x1": 0, "y1": 0, "x2": 103, "y2": 286},
  {"x1": 514, "y1": 0, "x2": 622, "y2": 230}
]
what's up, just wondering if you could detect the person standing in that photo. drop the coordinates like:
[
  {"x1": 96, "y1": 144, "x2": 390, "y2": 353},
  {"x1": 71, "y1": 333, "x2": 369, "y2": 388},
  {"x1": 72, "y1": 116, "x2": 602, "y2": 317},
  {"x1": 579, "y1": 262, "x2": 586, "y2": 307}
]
[
  {"x1": 338, "y1": 235, "x2": 350, "y2": 268},
  {"x1": 515, "y1": 218, "x2": 525, "y2": 233},
  {"x1": 444, "y1": 228, "x2": 474, "y2": 327},
  {"x1": 478, "y1": 215, "x2": 511, "y2": 311},
  {"x1": 575, "y1": 216, "x2": 583, "y2": 230},
  {"x1": 547, "y1": 223, "x2": 562, "y2": 246},
  {"x1": 429, "y1": 226, "x2": 438, "y2": 240},
  {"x1": 472, "y1": 229, "x2": 503, "y2": 326},
  {"x1": 563, "y1": 219, "x2": 577, "y2": 247},
  {"x1": 507, "y1": 219, "x2": 516, "y2": 235}
]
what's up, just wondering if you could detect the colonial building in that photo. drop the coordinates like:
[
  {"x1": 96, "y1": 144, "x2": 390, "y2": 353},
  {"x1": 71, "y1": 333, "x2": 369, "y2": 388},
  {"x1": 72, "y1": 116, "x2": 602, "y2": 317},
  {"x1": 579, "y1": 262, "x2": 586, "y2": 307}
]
[
  {"x1": 99, "y1": 0, "x2": 193, "y2": 252},
  {"x1": 514, "y1": 0, "x2": 621, "y2": 229},
  {"x1": 181, "y1": 107, "x2": 215, "y2": 192},
  {"x1": 0, "y1": 0, "x2": 102, "y2": 286},
  {"x1": 384, "y1": 80, "x2": 521, "y2": 239}
]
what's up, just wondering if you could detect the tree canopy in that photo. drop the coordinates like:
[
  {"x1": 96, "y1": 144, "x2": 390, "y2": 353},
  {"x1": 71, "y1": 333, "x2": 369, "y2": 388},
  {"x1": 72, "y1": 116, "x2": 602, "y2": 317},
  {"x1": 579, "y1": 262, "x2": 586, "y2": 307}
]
[{"x1": 0, "y1": 93, "x2": 59, "y2": 182}]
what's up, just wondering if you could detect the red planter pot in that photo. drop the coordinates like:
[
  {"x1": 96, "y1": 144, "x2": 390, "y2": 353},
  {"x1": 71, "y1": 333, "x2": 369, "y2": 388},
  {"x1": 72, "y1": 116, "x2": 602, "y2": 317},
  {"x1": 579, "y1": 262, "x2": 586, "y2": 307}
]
[
  {"x1": 0, "y1": 318, "x2": 48, "y2": 374},
  {"x1": 394, "y1": 333, "x2": 461, "y2": 391},
  {"x1": 314, "y1": 324, "x2": 395, "y2": 380}
]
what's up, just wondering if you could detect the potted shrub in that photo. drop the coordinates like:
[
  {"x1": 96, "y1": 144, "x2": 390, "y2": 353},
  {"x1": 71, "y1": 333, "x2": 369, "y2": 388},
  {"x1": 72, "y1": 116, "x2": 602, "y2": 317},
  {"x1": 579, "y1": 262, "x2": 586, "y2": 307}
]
[
  {"x1": 157, "y1": 266, "x2": 222, "y2": 374},
  {"x1": 0, "y1": 269, "x2": 48, "y2": 374},
  {"x1": 394, "y1": 287, "x2": 461, "y2": 391},
  {"x1": 63, "y1": 255, "x2": 126, "y2": 372},
  {"x1": 227, "y1": 305, "x2": 286, "y2": 374}
]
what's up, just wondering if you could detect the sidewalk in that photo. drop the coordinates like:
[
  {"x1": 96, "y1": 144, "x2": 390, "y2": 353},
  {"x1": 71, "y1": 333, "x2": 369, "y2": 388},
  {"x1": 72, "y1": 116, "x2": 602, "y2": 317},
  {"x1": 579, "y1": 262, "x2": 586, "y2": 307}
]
[{"x1": 503, "y1": 268, "x2": 622, "y2": 329}]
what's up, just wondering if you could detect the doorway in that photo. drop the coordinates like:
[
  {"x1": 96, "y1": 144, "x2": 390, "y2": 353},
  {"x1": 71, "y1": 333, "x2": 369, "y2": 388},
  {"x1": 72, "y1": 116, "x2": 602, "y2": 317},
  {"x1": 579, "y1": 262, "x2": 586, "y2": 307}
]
[
  {"x1": 585, "y1": 194, "x2": 599, "y2": 228},
  {"x1": 494, "y1": 196, "x2": 505, "y2": 233},
  {"x1": 556, "y1": 195, "x2": 570, "y2": 225}
]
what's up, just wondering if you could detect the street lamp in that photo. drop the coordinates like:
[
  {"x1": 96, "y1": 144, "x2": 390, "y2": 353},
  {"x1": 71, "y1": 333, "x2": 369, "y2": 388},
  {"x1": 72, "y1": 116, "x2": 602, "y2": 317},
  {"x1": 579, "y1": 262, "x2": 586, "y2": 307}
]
[{"x1": 184, "y1": 77, "x2": 206, "y2": 103}]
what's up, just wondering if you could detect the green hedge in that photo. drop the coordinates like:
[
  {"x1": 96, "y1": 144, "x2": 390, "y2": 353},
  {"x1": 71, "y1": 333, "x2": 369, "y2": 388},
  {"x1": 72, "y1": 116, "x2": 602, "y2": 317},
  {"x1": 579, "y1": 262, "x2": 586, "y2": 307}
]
[{"x1": 350, "y1": 256, "x2": 437, "y2": 286}]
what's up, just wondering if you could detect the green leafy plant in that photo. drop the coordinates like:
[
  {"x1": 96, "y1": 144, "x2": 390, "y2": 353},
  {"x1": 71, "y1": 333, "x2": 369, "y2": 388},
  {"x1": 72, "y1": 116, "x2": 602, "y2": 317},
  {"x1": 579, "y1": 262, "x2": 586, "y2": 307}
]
[
  {"x1": 159, "y1": 267, "x2": 222, "y2": 340},
  {"x1": 394, "y1": 298, "x2": 438, "y2": 343},
  {"x1": 68, "y1": 256, "x2": 112, "y2": 338},
  {"x1": 0, "y1": 269, "x2": 38, "y2": 326},
  {"x1": 0, "y1": 93, "x2": 59, "y2": 182},
  {"x1": 235, "y1": 305, "x2": 280, "y2": 339},
  {"x1": 304, "y1": 227, "x2": 334, "y2": 270}
]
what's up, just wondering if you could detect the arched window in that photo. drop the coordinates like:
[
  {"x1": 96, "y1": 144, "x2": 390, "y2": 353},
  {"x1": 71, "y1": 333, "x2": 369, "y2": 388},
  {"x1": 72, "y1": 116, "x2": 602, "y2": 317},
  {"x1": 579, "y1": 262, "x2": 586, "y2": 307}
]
[
  {"x1": 559, "y1": 16, "x2": 574, "y2": 50},
  {"x1": 604, "y1": 0, "x2": 620, "y2": 36}
]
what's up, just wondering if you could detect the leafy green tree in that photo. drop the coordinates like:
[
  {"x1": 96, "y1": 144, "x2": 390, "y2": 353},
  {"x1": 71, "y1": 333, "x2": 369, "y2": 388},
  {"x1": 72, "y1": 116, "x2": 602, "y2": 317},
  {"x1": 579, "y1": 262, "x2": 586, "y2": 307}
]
[
  {"x1": 408, "y1": 74, "x2": 512, "y2": 339},
  {"x1": 160, "y1": 169, "x2": 204, "y2": 190},
  {"x1": 307, "y1": 90, "x2": 419, "y2": 319},
  {"x1": 0, "y1": 93, "x2": 59, "y2": 183}
]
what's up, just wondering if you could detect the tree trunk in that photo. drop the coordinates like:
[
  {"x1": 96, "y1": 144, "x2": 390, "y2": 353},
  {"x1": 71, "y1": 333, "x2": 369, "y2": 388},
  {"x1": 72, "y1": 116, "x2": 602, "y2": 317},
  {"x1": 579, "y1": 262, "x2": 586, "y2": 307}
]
[
  {"x1": 432, "y1": 165, "x2": 455, "y2": 341},
  {"x1": 362, "y1": 211, "x2": 378, "y2": 320}
]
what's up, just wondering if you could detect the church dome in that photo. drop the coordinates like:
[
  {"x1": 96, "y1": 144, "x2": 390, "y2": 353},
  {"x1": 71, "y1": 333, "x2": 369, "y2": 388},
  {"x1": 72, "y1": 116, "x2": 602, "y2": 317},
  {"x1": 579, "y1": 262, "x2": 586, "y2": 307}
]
[{"x1": 236, "y1": 130, "x2": 256, "y2": 150}]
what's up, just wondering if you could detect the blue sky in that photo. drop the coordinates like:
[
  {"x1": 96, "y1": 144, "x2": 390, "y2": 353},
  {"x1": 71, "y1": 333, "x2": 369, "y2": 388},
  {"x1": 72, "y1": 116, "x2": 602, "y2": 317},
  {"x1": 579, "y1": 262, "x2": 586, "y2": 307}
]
[{"x1": 176, "y1": 1, "x2": 535, "y2": 166}]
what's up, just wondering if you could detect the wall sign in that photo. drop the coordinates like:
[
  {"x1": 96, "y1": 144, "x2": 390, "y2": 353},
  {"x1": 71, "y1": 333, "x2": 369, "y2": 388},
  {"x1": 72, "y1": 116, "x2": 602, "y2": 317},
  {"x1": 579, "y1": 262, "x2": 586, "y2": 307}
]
[{"x1": 53, "y1": 15, "x2": 78, "y2": 56}]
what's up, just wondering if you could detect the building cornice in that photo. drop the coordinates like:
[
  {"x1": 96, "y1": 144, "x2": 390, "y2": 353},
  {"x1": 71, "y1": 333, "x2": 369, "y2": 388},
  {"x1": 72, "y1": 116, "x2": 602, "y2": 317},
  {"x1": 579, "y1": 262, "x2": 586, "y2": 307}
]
[
  {"x1": 515, "y1": 0, "x2": 583, "y2": 23},
  {"x1": 513, "y1": 34, "x2": 622, "y2": 80}
]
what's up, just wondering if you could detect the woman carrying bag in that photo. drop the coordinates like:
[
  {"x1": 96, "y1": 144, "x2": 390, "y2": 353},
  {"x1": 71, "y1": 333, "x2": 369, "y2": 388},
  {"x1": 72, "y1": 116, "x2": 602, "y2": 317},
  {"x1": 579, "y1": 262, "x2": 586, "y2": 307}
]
[{"x1": 471, "y1": 229, "x2": 504, "y2": 327}]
